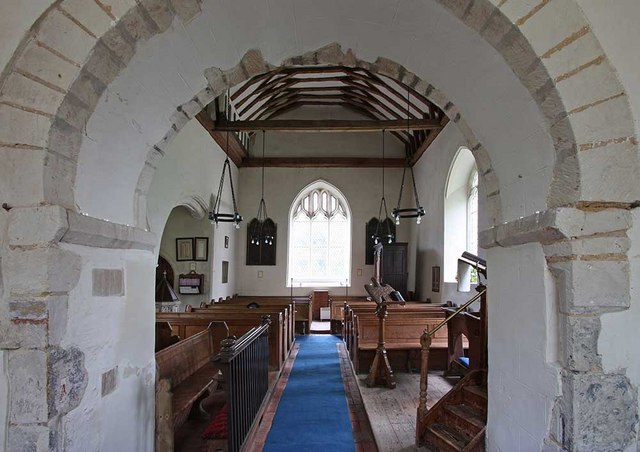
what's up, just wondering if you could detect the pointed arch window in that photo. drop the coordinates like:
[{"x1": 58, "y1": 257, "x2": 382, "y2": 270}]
[{"x1": 287, "y1": 181, "x2": 351, "y2": 287}]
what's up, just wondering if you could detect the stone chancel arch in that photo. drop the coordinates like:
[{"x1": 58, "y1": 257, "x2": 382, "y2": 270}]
[{"x1": 0, "y1": 1, "x2": 639, "y2": 451}]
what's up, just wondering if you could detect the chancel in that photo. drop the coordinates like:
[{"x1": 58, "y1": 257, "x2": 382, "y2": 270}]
[{"x1": 1, "y1": 2, "x2": 640, "y2": 452}]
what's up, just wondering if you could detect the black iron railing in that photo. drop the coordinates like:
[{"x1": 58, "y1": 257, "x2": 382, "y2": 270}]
[{"x1": 217, "y1": 315, "x2": 271, "y2": 452}]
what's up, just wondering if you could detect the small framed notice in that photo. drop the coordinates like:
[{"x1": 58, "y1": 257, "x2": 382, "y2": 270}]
[
  {"x1": 432, "y1": 266, "x2": 441, "y2": 293},
  {"x1": 194, "y1": 237, "x2": 209, "y2": 261},
  {"x1": 176, "y1": 238, "x2": 194, "y2": 261}
]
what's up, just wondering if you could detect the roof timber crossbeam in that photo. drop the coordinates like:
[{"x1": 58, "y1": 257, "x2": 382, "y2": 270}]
[
  {"x1": 213, "y1": 118, "x2": 443, "y2": 133},
  {"x1": 205, "y1": 65, "x2": 450, "y2": 165}
]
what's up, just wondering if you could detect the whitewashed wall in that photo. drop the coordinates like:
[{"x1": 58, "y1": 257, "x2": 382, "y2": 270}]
[
  {"x1": 410, "y1": 125, "x2": 480, "y2": 304},
  {"x1": 56, "y1": 244, "x2": 156, "y2": 452},
  {"x1": 1, "y1": 1, "x2": 639, "y2": 450},
  {"x1": 158, "y1": 206, "x2": 211, "y2": 309},
  {"x1": 147, "y1": 119, "x2": 238, "y2": 302},
  {"x1": 235, "y1": 166, "x2": 410, "y2": 297}
]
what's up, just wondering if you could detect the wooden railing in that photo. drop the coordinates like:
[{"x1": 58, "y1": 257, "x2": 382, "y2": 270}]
[
  {"x1": 217, "y1": 315, "x2": 271, "y2": 452},
  {"x1": 417, "y1": 286, "x2": 487, "y2": 419}
]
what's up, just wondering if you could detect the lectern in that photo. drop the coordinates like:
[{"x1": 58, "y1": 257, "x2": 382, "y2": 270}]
[{"x1": 364, "y1": 277, "x2": 405, "y2": 389}]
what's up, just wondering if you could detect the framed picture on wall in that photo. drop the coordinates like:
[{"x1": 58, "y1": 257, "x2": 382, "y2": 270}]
[
  {"x1": 432, "y1": 266, "x2": 441, "y2": 293},
  {"x1": 194, "y1": 237, "x2": 209, "y2": 261},
  {"x1": 176, "y1": 238, "x2": 194, "y2": 261}
]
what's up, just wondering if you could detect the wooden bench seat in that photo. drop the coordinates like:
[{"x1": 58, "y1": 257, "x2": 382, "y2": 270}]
[
  {"x1": 343, "y1": 303, "x2": 445, "y2": 358},
  {"x1": 193, "y1": 303, "x2": 293, "y2": 364},
  {"x1": 206, "y1": 300, "x2": 295, "y2": 352},
  {"x1": 155, "y1": 324, "x2": 223, "y2": 451},
  {"x1": 156, "y1": 311, "x2": 285, "y2": 370},
  {"x1": 352, "y1": 311, "x2": 455, "y2": 373},
  {"x1": 233, "y1": 296, "x2": 312, "y2": 334}
]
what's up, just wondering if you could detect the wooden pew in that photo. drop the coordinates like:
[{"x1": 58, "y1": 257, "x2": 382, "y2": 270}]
[
  {"x1": 155, "y1": 323, "x2": 224, "y2": 451},
  {"x1": 233, "y1": 295, "x2": 312, "y2": 335},
  {"x1": 155, "y1": 321, "x2": 180, "y2": 352},
  {"x1": 352, "y1": 312, "x2": 449, "y2": 373},
  {"x1": 193, "y1": 304, "x2": 292, "y2": 364},
  {"x1": 328, "y1": 296, "x2": 370, "y2": 334},
  {"x1": 157, "y1": 311, "x2": 284, "y2": 370},
  {"x1": 343, "y1": 302, "x2": 444, "y2": 359},
  {"x1": 215, "y1": 298, "x2": 296, "y2": 349}
]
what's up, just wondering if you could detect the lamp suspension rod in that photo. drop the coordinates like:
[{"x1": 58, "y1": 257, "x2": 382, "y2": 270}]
[
  {"x1": 382, "y1": 129, "x2": 385, "y2": 197},
  {"x1": 261, "y1": 130, "x2": 265, "y2": 199}
]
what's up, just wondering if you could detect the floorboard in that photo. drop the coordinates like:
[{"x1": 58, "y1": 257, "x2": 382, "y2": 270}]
[{"x1": 356, "y1": 371, "x2": 456, "y2": 452}]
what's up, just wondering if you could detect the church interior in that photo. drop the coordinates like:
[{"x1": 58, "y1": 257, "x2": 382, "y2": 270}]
[{"x1": 1, "y1": 1, "x2": 640, "y2": 451}]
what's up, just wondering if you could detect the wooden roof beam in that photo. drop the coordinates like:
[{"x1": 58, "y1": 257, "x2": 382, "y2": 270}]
[
  {"x1": 214, "y1": 118, "x2": 443, "y2": 132},
  {"x1": 410, "y1": 116, "x2": 450, "y2": 165},
  {"x1": 242, "y1": 157, "x2": 406, "y2": 168},
  {"x1": 196, "y1": 111, "x2": 247, "y2": 167}
]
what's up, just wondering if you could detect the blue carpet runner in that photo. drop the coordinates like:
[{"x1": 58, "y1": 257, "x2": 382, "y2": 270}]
[{"x1": 263, "y1": 335, "x2": 355, "y2": 452}]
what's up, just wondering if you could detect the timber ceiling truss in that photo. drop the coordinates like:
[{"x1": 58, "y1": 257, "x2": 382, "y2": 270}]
[{"x1": 196, "y1": 66, "x2": 449, "y2": 168}]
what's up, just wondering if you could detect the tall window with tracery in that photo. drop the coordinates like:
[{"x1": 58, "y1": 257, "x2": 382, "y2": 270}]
[{"x1": 287, "y1": 181, "x2": 351, "y2": 287}]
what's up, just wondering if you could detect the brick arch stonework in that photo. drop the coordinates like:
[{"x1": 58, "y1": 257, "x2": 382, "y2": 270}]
[{"x1": 1, "y1": 1, "x2": 638, "y2": 450}]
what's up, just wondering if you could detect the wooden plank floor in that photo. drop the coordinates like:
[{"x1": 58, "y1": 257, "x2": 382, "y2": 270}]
[{"x1": 357, "y1": 371, "x2": 455, "y2": 451}]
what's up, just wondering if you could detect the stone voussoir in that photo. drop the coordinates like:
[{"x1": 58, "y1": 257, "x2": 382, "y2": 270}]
[
  {"x1": 8, "y1": 205, "x2": 69, "y2": 247},
  {"x1": 549, "y1": 259, "x2": 629, "y2": 315}
]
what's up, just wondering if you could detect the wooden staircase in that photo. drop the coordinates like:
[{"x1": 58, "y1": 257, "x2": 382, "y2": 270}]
[{"x1": 417, "y1": 370, "x2": 487, "y2": 451}]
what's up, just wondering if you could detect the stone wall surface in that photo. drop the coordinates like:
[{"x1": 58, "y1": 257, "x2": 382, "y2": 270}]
[{"x1": 0, "y1": 0, "x2": 638, "y2": 451}]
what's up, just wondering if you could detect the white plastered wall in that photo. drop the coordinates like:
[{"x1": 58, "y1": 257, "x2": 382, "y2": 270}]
[
  {"x1": 411, "y1": 125, "x2": 485, "y2": 305},
  {"x1": 235, "y1": 166, "x2": 410, "y2": 297},
  {"x1": 72, "y1": 0, "x2": 555, "y2": 227},
  {"x1": 46, "y1": 1, "x2": 559, "y2": 448},
  {"x1": 57, "y1": 244, "x2": 156, "y2": 452},
  {"x1": 0, "y1": 0, "x2": 580, "y2": 450},
  {"x1": 158, "y1": 207, "x2": 211, "y2": 309},
  {"x1": 486, "y1": 244, "x2": 560, "y2": 451},
  {"x1": 147, "y1": 119, "x2": 238, "y2": 302}
]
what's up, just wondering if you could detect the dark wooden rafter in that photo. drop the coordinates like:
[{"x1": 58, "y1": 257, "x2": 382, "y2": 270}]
[
  {"x1": 199, "y1": 65, "x2": 449, "y2": 167},
  {"x1": 214, "y1": 118, "x2": 443, "y2": 132},
  {"x1": 243, "y1": 157, "x2": 406, "y2": 168},
  {"x1": 195, "y1": 110, "x2": 246, "y2": 167},
  {"x1": 410, "y1": 116, "x2": 451, "y2": 165}
]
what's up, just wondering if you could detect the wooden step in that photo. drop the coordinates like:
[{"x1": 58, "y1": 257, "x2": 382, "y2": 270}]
[
  {"x1": 426, "y1": 423, "x2": 470, "y2": 452},
  {"x1": 444, "y1": 403, "x2": 486, "y2": 436},
  {"x1": 462, "y1": 385, "x2": 487, "y2": 412}
]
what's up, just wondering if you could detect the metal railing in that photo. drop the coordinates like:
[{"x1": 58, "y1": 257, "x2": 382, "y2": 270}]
[
  {"x1": 424, "y1": 287, "x2": 486, "y2": 339},
  {"x1": 217, "y1": 315, "x2": 271, "y2": 452},
  {"x1": 417, "y1": 287, "x2": 487, "y2": 419}
]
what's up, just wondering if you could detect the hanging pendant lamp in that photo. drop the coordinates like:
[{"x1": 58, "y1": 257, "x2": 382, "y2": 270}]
[
  {"x1": 249, "y1": 131, "x2": 275, "y2": 246},
  {"x1": 372, "y1": 130, "x2": 395, "y2": 245},
  {"x1": 393, "y1": 86, "x2": 425, "y2": 225},
  {"x1": 209, "y1": 130, "x2": 242, "y2": 228}
]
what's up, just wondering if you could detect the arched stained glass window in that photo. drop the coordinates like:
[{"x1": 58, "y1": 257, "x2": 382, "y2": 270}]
[{"x1": 287, "y1": 181, "x2": 351, "y2": 287}]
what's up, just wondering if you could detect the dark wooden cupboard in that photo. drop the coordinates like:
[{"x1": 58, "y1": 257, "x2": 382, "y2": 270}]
[{"x1": 381, "y1": 243, "x2": 408, "y2": 299}]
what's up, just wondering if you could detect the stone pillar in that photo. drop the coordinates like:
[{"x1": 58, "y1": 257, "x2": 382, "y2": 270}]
[
  {"x1": 481, "y1": 207, "x2": 638, "y2": 452},
  {"x1": 544, "y1": 230, "x2": 637, "y2": 451},
  {"x1": 2, "y1": 205, "x2": 83, "y2": 451}
]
